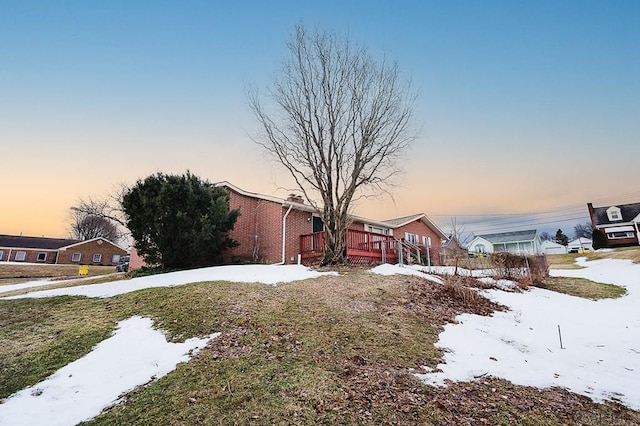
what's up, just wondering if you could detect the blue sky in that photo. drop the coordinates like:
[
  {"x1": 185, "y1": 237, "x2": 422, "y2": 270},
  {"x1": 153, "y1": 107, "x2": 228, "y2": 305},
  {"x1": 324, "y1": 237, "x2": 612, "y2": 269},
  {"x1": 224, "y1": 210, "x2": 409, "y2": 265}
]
[{"x1": 1, "y1": 1, "x2": 639, "y2": 238}]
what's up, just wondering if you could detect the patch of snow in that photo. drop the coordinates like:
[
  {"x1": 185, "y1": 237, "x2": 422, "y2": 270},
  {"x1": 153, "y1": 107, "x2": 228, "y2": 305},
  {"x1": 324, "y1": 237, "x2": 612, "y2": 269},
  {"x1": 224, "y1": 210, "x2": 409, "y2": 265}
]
[
  {"x1": 406, "y1": 264, "x2": 494, "y2": 278},
  {"x1": 0, "y1": 316, "x2": 219, "y2": 426},
  {"x1": 0, "y1": 275, "x2": 101, "y2": 294},
  {"x1": 3, "y1": 264, "x2": 337, "y2": 299},
  {"x1": 416, "y1": 258, "x2": 640, "y2": 409},
  {"x1": 369, "y1": 263, "x2": 443, "y2": 284},
  {"x1": 477, "y1": 277, "x2": 519, "y2": 291},
  {"x1": 0, "y1": 279, "x2": 57, "y2": 293}
]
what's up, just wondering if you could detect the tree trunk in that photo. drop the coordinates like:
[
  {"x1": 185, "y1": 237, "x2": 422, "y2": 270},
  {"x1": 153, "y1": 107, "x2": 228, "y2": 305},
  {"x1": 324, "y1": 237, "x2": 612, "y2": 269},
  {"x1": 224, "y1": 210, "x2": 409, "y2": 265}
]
[{"x1": 321, "y1": 222, "x2": 348, "y2": 265}]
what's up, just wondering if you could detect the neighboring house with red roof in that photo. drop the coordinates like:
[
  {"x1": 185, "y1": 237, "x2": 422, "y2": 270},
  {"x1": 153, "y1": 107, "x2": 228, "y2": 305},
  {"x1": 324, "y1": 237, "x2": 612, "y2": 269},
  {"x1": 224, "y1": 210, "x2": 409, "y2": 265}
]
[
  {"x1": 0, "y1": 235, "x2": 127, "y2": 266},
  {"x1": 128, "y1": 181, "x2": 447, "y2": 268},
  {"x1": 588, "y1": 202, "x2": 640, "y2": 247}
]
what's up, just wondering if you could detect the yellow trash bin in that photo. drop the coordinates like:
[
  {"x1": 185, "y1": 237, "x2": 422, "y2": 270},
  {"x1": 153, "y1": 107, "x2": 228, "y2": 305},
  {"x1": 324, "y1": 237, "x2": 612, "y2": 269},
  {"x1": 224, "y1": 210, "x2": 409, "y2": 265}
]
[{"x1": 78, "y1": 265, "x2": 89, "y2": 276}]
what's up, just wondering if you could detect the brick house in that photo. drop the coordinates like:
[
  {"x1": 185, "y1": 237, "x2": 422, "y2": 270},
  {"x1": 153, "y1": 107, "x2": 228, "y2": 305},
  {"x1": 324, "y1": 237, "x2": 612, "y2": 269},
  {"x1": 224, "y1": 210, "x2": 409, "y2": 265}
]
[
  {"x1": 587, "y1": 202, "x2": 640, "y2": 247},
  {"x1": 0, "y1": 235, "x2": 128, "y2": 266},
  {"x1": 220, "y1": 182, "x2": 446, "y2": 265},
  {"x1": 128, "y1": 181, "x2": 446, "y2": 268},
  {"x1": 129, "y1": 181, "x2": 445, "y2": 269}
]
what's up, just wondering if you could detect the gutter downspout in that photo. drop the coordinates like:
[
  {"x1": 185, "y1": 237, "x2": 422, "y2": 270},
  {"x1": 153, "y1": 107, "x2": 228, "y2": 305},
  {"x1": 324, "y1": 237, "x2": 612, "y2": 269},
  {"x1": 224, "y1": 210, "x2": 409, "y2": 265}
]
[{"x1": 275, "y1": 203, "x2": 294, "y2": 265}]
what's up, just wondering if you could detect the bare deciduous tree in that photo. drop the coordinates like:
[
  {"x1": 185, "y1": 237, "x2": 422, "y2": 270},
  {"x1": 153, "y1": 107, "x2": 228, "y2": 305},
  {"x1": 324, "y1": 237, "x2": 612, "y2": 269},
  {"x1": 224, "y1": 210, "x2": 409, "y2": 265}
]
[
  {"x1": 249, "y1": 24, "x2": 416, "y2": 264},
  {"x1": 68, "y1": 212, "x2": 120, "y2": 242},
  {"x1": 539, "y1": 231, "x2": 553, "y2": 242},
  {"x1": 69, "y1": 184, "x2": 129, "y2": 243},
  {"x1": 445, "y1": 217, "x2": 468, "y2": 275},
  {"x1": 573, "y1": 222, "x2": 593, "y2": 239}
]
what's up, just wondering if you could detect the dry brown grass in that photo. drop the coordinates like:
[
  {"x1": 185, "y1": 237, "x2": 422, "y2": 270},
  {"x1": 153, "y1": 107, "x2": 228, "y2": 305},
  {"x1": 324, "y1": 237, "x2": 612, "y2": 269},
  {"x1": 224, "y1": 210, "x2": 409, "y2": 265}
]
[
  {"x1": 547, "y1": 254, "x2": 586, "y2": 270},
  {"x1": 441, "y1": 275, "x2": 484, "y2": 306},
  {"x1": 2, "y1": 269, "x2": 638, "y2": 425},
  {"x1": 587, "y1": 246, "x2": 640, "y2": 263},
  {"x1": 541, "y1": 276, "x2": 627, "y2": 300},
  {"x1": 0, "y1": 273, "x2": 127, "y2": 298},
  {"x1": 549, "y1": 247, "x2": 640, "y2": 270},
  {"x1": 0, "y1": 263, "x2": 115, "y2": 282}
]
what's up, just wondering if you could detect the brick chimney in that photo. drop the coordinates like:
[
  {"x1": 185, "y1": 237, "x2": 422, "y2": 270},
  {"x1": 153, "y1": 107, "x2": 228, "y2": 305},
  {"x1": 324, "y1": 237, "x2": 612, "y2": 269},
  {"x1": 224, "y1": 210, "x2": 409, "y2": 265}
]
[
  {"x1": 286, "y1": 194, "x2": 304, "y2": 204},
  {"x1": 587, "y1": 203, "x2": 595, "y2": 229}
]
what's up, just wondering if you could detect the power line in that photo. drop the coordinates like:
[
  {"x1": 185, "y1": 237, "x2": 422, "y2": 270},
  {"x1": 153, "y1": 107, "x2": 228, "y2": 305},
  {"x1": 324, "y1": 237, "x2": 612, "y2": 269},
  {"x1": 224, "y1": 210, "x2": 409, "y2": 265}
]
[{"x1": 432, "y1": 189, "x2": 640, "y2": 219}]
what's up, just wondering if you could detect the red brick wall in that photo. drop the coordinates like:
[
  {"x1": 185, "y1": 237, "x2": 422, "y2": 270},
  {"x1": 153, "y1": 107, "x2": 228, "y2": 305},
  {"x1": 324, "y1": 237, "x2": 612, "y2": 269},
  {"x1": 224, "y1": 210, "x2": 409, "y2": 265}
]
[
  {"x1": 225, "y1": 189, "x2": 313, "y2": 264},
  {"x1": 284, "y1": 208, "x2": 314, "y2": 263},
  {"x1": 348, "y1": 221, "x2": 366, "y2": 231},
  {"x1": 1, "y1": 248, "x2": 58, "y2": 263},
  {"x1": 395, "y1": 220, "x2": 443, "y2": 265},
  {"x1": 129, "y1": 245, "x2": 145, "y2": 270},
  {"x1": 57, "y1": 240, "x2": 127, "y2": 266},
  {"x1": 395, "y1": 220, "x2": 442, "y2": 247},
  {"x1": 1, "y1": 240, "x2": 126, "y2": 265}
]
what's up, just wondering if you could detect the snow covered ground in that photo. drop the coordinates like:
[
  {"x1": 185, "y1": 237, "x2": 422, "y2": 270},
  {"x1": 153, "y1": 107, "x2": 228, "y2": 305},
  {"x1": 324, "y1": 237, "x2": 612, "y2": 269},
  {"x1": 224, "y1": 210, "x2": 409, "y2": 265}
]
[
  {"x1": 2, "y1": 264, "x2": 337, "y2": 299},
  {"x1": 0, "y1": 265, "x2": 335, "y2": 426},
  {"x1": 1, "y1": 259, "x2": 638, "y2": 425},
  {"x1": 0, "y1": 317, "x2": 218, "y2": 426},
  {"x1": 416, "y1": 257, "x2": 640, "y2": 409}
]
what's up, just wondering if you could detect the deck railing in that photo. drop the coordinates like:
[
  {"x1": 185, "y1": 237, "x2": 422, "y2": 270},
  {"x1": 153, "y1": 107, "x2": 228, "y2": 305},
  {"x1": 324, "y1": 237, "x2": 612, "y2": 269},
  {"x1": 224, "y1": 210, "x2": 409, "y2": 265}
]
[
  {"x1": 300, "y1": 230, "x2": 444, "y2": 266},
  {"x1": 300, "y1": 229, "x2": 399, "y2": 264}
]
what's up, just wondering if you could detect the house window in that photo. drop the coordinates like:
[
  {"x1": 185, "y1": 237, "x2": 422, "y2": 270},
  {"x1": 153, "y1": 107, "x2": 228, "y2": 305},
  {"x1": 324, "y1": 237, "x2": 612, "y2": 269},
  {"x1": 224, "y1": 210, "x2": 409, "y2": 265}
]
[
  {"x1": 367, "y1": 225, "x2": 389, "y2": 235},
  {"x1": 475, "y1": 245, "x2": 486, "y2": 254},
  {"x1": 422, "y1": 236, "x2": 432, "y2": 247},
  {"x1": 0, "y1": 251, "x2": 3, "y2": 260},
  {"x1": 15, "y1": 251, "x2": 27, "y2": 261},
  {"x1": 405, "y1": 232, "x2": 418, "y2": 244},
  {"x1": 112, "y1": 254, "x2": 121, "y2": 263},
  {"x1": 71, "y1": 253, "x2": 82, "y2": 262},
  {"x1": 36, "y1": 252, "x2": 47, "y2": 262},
  {"x1": 92, "y1": 254, "x2": 103, "y2": 263},
  {"x1": 607, "y1": 206, "x2": 622, "y2": 221},
  {"x1": 608, "y1": 231, "x2": 634, "y2": 239}
]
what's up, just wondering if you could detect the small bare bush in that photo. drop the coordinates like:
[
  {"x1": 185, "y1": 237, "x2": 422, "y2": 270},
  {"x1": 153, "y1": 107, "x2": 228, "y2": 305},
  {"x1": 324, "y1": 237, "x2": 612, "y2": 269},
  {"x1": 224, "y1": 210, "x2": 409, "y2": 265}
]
[
  {"x1": 442, "y1": 275, "x2": 482, "y2": 307},
  {"x1": 489, "y1": 252, "x2": 549, "y2": 286}
]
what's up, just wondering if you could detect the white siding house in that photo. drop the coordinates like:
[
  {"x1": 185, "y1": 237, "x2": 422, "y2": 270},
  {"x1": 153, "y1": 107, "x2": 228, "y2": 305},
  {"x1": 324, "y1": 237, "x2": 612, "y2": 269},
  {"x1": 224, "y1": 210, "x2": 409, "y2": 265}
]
[
  {"x1": 568, "y1": 238, "x2": 593, "y2": 252},
  {"x1": 468, "y1": 230, "x2": 542, "y2": 256},
  {"x1": 542, "y1": 240, "x2": 568, "y2": 255}
]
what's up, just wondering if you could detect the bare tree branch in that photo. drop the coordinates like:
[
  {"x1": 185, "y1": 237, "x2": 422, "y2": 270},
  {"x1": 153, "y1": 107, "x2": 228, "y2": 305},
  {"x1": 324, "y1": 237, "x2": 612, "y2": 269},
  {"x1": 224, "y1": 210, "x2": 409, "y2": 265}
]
[{"x1": 68, "y1": 183, "x2": 130, "y2": 243}]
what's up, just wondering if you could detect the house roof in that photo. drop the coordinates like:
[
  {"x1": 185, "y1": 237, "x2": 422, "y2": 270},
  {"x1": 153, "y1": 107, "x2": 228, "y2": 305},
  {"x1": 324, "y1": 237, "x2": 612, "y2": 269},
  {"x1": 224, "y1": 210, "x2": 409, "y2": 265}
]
[
  {"x1": 475, "y1": 229, "x2": 538, "y2": 244},
  {"x1": 568, "y1": 237, "x2": 592, "y2": 247},
  {"x1": 216, "y1": 181, "x2": 316, "y2": 213},
  {"x1": 381, "y1": 213, "x2": 447, "y2": 239},
  {"x1": 216, "y1": 181, "x2": 446, "y2": 238},
  {"x1": 442, "y1": 236, "x2": 465, "y2": 249},
  {"x1": 591, "y1": 202, "x2": 640, "y2": 226},
  {"x1": 541, "y1": 240, "x2": 564, "y2": 248},
  {"x1": 60, "y1": 237, "x2": 127, "y2": 251},
  {"x1": 381, "y1": 213, "x2": 425, "y2": 227},
  {"x1": 0, "y1": 235, "x2": 126, "y2": 252},
  {"x1": 0, "y1": 234, "x2": 81, "y2": 250}
]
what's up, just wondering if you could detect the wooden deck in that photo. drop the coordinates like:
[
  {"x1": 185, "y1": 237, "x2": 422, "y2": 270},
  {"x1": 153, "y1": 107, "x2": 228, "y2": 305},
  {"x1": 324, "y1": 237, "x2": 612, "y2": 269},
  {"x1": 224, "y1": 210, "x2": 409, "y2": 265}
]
[{"x1": 300, "y1": 229, "x2": 399, "y2": 265}]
